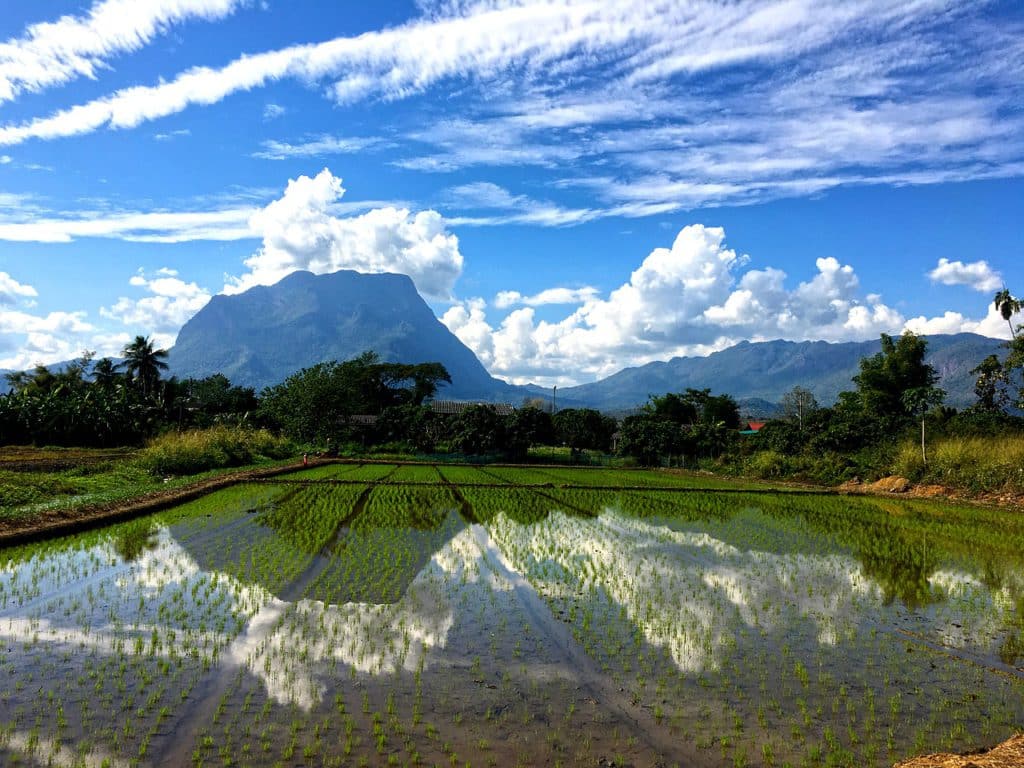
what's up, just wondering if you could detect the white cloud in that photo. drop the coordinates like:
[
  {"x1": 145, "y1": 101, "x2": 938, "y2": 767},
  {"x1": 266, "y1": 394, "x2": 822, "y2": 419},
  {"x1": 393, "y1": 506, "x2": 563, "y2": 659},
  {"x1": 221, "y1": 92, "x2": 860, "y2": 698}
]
[
  {"x1": 0, "y1": 271, "x2": 38, "y2": 305},
  {"x1": 443, "y1": 224, "x2": 916, "y2": 384},
  {"x1": 494, "y1": 287, "x2": 600, "y2": 309},
  {"x1": 0, "y1": 154, "x2": 10, "y2": 164},
  {"x1": 253, "y1": 135, "x2": 382, "y2": 160},
  {"x1": 100, "y1": 268, "x2": 212, "y2": 348},
  {"x1": 0, "y1": 0, "x2": 245, "y2": 104},
  {"x1": 226, "y1": 169, "x2": 464, "y2": 299},
  {"x1": 904, "y1": 303, "x2": 1014, "y2": 340},
  {"x1": 0, "y1": 208, "x2": 258, "y2": 243},
  {"x1": 154, "y1": 128, "x2": 191, "y2": 141},
  {"x1": 0, "y1": 308, "x2": 97, "y2": 370},
  {"x1": 262, "y1": 103, "x2": 286, "y2": 120},
  {"x1": 928, "y1": 257, "x2": 1003, "y2": 292}
]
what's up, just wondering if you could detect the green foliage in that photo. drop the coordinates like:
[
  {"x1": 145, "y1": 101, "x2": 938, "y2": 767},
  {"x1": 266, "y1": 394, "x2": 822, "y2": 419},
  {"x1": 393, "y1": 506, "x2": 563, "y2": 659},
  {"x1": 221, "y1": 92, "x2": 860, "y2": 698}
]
[
  {"x1": 257, "y1": 353, "x2": 451, "y2": 442},
  {"x1": 552, "y1": 408, "x2": 617, "y2": 451},
  {"x1": 852, "y1": 331, "x2": 940, "y2": 421},
  {"x1": 136, "y1": 426, "x2": 293, "y2": 476},
  {"x1": 504, "y1": 406, "x2": 554, "y2": 459},
  {"x1": 449, "y1": 404, "x2": 505, "y2": 455}
]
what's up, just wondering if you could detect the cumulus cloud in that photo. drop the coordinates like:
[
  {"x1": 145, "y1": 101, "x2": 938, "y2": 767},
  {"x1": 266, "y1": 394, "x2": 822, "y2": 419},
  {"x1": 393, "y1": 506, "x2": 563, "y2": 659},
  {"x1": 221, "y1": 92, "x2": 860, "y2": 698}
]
[
  {"x1": 0, "y1": 271, "x2": 38, "y2": 305},
  {"x1": 443, "y1": 224, "x2": 918, "y2": 384},
  {"x1": 100, "y1": 268, "x2": 212, "y2": 349},
  {"x1": 928, "y1": 257, "x2": 1003, "y2": 292},
  {"x1": 226, "y1": 169, "x2": 463, "y2": 299},
  {"x1": 0, "y1": 307, "x2": 98, "y2": 370},
  {"x1": 0, "y1": 0, "x2": 245, "y2": 103}
]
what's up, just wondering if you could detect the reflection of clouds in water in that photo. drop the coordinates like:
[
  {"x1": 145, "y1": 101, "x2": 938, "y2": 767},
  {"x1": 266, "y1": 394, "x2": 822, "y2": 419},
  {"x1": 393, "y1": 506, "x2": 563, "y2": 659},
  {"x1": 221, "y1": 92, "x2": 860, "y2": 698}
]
[
  {"x1": 0, "y1": 525, "x2": 505, "y2": 712},
  {"x1": 489, "y1": 510, "x2": 1015, "y2": 675},
  {"x1": 3, "y1": 731, "x2": 130, "y2": 768},
  {"x1": 229, "y1": 525, "x2": 513, "y2": 708}
]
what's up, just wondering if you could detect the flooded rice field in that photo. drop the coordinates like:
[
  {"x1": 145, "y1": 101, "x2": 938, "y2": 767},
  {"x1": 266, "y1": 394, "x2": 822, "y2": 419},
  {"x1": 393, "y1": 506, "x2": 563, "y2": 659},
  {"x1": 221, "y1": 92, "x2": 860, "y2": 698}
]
[{"x1": 1, "y1": 463, "x2": 1022, "y2": 767}]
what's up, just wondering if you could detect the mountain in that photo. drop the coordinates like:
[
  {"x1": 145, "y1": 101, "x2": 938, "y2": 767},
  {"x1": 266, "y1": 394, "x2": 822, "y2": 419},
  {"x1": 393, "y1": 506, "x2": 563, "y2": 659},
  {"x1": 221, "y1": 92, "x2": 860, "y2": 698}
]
[
  {"x1": 168, "y1": 270, "x2": 516, "y2": 400},
  {"x1": 557, "y1": 333, "x2": 1007, "y2": 411}
]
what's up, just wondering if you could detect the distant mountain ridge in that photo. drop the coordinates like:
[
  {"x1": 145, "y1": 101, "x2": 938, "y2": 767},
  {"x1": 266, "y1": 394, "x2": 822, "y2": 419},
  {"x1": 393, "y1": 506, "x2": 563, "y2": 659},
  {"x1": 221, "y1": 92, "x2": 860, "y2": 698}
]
[
  {"x1": 556, "y1": 333, "x2": 1006, "y2": 410},
  {"x1": 3, "y1": 269, "x2": 1008, "y2": 412},
  {"x1": 168, "y1": 270, "x2": 516, "y2": 400}
]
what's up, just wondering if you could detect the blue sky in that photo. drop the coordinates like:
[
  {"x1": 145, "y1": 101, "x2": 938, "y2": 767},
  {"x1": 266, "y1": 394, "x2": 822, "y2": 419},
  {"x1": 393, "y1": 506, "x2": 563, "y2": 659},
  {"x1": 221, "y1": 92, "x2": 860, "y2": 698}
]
[{"x1": 0, "y1": 0, "x2": 1021, "y2": 385}]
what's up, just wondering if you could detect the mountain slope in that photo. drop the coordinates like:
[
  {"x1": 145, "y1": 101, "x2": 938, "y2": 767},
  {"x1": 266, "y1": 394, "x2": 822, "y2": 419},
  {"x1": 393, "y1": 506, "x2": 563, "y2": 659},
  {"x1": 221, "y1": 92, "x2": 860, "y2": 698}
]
[
  {"x1": 168, "y1": 270, "x2": 514, "y2": 399},
  {"x1": 558, "y1": 333, "x2": 1006, "y2": 410}
]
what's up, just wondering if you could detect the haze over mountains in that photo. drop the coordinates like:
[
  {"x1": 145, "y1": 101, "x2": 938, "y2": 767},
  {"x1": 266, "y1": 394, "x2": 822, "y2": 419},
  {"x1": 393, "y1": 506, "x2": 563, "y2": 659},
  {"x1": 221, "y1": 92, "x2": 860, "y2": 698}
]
[{"x1": 158, "y1": 269, "x2": 1008, "y2": 412}]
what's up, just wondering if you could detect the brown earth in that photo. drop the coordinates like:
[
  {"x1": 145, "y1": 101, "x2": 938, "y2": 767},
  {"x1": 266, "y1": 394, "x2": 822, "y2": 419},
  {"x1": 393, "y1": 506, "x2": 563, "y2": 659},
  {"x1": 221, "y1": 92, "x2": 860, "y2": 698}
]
[
  {"x1": 894, "y1": 734, "x2": 1024, "y2": 767},
  {"x1": 838, "y1": 475, "x2": 1024, "y2": 510}
]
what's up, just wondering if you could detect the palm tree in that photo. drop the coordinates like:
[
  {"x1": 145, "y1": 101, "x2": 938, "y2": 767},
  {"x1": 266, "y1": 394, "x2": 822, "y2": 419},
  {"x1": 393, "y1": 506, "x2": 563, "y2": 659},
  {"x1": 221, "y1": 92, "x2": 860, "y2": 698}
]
[
  {"x1": 122, "y1": 335, "x2": 169, "y2": 397},
  {"x1": 91, "y1": 357, "x2": 122, "y2": 389},
  {"x1": 993, "y1": 288, "x2": 1022, "y2": 338}
]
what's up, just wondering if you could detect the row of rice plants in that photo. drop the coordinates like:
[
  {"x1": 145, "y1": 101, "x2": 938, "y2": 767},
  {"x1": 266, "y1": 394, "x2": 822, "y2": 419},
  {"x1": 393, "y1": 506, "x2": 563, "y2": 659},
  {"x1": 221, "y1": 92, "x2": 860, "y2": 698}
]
[
  {"x1": 435, "y1": 464, "x2": 504, "y2": 485},
  {"x1": 257, "y1": 483, "x2": 368, "y2": 553},
  {"x1": 460, "y1": 486, "x2": 557, "y2": 525},
  {"x1": 386, "y1": 464, "x2": 445, "y2": 483}
]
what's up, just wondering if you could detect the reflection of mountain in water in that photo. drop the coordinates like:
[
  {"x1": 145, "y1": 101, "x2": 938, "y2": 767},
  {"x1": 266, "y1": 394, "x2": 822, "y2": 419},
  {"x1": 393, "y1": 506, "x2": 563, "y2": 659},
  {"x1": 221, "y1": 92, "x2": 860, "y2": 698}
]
[{"x1": 488, "y1": 508, "x2": 1024, "y2": 676}]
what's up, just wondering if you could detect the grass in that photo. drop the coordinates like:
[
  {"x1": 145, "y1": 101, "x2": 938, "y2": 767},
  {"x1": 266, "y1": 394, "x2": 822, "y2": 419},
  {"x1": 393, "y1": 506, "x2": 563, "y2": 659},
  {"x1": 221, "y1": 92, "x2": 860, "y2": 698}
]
[
  {"x1": 136, "y1": 426, "x2": 293, "y2": 477},
  {"x1": 893, "y1": 435, "x2": 1024, "y2": 493}
]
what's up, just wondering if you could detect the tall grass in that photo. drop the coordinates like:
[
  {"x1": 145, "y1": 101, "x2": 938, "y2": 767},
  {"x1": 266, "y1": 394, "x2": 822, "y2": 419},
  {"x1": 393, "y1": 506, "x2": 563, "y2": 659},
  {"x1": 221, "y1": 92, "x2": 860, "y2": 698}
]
[
  {"x1": 136, "y1": 426, "x2": 293, "y2": 476},
  {"x1": 893, "y1": 436, "x2": 1024, "y2": 493}
]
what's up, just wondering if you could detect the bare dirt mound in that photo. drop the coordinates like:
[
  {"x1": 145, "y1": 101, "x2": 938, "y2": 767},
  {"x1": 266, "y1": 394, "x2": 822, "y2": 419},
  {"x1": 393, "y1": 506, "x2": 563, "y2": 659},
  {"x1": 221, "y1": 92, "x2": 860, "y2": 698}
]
[
  {"x1": 867, "y1": 476, "x2": 912, "y2": 494},
  {"x1": 894, "y1": 734, "x2": 1024, "y2": 767}
]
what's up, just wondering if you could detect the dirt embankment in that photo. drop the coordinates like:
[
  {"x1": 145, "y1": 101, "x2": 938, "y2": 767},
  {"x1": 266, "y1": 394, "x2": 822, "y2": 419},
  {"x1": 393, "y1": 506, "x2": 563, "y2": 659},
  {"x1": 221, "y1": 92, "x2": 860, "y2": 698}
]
[
  {"x1": 894, "y1": 734, "x2": 1024, "y2": 768},
  {"x1": 0, "y1": 460, "x2": 314, "y2": 547},
  {"x1": 838, "y1": 476, "x2": 1024, "y2": 510}
]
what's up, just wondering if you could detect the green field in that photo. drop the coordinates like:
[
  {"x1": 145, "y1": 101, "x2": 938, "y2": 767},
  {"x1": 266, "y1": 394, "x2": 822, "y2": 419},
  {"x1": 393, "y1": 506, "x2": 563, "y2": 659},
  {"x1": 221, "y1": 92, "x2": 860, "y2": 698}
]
[{"x1": 0, "y1": 463, "x2": 1021, "y2": 767}]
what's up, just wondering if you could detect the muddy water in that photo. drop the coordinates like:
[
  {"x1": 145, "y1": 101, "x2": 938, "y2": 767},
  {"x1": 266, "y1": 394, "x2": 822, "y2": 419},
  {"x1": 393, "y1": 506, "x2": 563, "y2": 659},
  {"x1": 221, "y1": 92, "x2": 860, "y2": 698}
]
[{"x1": 0, "y1": 477, "x2": 1022, "y2": 767}]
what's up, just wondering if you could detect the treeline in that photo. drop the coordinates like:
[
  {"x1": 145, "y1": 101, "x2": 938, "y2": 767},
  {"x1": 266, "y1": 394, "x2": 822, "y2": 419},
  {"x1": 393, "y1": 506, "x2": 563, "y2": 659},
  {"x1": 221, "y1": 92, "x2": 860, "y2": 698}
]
[
  {"x1": 0, "y1": 337, "x2": 258, "y2": 447},
  {"x1": 733, "y1": 326, "x2": 1024, "y2": 485}
]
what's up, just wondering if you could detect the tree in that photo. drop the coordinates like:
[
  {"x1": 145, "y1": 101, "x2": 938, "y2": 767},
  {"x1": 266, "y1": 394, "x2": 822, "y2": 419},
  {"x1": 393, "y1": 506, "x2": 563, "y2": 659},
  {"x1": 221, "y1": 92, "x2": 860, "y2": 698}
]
[
  {"x1": 993, "y1": 288, "x2": 1022, "y2": 339},
  {"x1": 779, "y1": 386, "x2": 818, "y2": 431},
  {"x1": 552, "y1": 408, "x2": 617, "y2": 452},
  {"x1": 122, "y1": 335, "x2": 169, "y2": 398},
  {"x1": 901, "y1": 385, "x2": 946, "y2": 464},
  {"x1": 970, "y1": 354, "x2": 1008, "y2": 412},
  {"x1": 852, "y1": 332, "x2": 939, "y2": 423},
  {"x1": 450, "y1": 404, "x2": 505, "y2": 455},
  {"x1": 91, "y1": 358, "x2": 122, "y2": 390},
  {"x1": 505, "y1": 406, "x2": 553, "y2": 459}
]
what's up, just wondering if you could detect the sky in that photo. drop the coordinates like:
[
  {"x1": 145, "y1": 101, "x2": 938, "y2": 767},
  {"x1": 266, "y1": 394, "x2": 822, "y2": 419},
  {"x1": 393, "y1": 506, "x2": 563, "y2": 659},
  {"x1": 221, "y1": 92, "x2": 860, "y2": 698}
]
[{"x1": 0, "y1": 0, "x2": 1021, "y2": 387}]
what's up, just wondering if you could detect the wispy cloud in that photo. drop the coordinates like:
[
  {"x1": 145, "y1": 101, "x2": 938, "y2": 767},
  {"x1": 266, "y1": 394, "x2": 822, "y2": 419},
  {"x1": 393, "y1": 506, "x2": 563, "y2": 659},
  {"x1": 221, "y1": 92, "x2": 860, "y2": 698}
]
[
  {"x1": 0, "y1": 0, "x2": 246, "y2": 103},
  {"x1": 253, "y1": 135, "x2": 383, "y2": 160},
  {"x1": 154, "y1": 128, "x2": 191, "y2": 141}
]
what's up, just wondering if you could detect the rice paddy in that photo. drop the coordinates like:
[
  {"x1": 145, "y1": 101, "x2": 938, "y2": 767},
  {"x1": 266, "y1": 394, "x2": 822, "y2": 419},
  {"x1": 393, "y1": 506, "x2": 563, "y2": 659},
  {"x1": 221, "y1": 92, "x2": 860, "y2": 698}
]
[{"x1": 0, "y1": 463, "x2": 1021, "y2": 767}]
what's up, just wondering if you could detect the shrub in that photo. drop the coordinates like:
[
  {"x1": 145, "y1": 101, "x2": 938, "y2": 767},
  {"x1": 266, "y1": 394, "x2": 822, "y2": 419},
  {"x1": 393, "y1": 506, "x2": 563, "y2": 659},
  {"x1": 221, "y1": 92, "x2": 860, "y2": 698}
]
[
  {"x1": 745, "y1": 450, "x2": 792, "y2": 479},
  {"x1": 136, "y1": 426, "x2": 292, "y2": 476}
]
